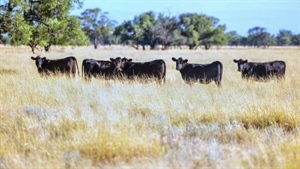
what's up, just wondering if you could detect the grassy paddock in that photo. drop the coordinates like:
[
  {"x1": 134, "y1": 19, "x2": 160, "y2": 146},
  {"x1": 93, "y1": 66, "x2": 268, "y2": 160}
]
[{"x1": 0, "y1": 45, "x2": 299, "y2": 168}]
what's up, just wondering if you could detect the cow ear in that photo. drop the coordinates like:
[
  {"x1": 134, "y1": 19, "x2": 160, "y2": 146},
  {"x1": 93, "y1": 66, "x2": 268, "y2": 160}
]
[
  {"x1": 172, "y1": 57, "x2": 177, "y2": 61},
  {"x1": 31, "y1": 56, "x2": 36, "y2": 60},
  {"x1": 245, "y1": 60, "x2": 248, "y2": 63},
  {"x1": 128, "y1": 59, "x2": 132, "y2": 62},
  {"x1": 183, "y1": 59, "x2": 188, "y2": 63},
  {"x1": 110, "y1": 58, "x2": 115, "y2": 61},
  {"x1": 233, "y1": 59, "x2": 238, "y2": 63},
  {"x1": 42, "y1": 57, "x2": 46, "y2": 60}
]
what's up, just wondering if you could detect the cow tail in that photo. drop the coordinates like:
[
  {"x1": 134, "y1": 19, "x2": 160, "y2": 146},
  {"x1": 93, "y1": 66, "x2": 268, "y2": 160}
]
[
  {"x1": 162, "y1": 60, "x2": 166, "y2": 83},
  {"x1": 216, "y1": 62, "x2": 223, "y2": 87},
  {"x1": 82, "y1": 60, "x2": 84, "y2": 79},
  {"x1": 75, "y1": 58, "x2": 80, "y2": 77},
  {"x1": 282, "y1": 61, "x2": 286, "y2": 79}
]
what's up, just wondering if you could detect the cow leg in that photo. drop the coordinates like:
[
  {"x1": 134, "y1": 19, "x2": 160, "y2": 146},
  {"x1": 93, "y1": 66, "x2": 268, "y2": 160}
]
[
  {"x1": 67, "y1": 71, "x2": 72, "y2": 78},
  {"x1": 158, "y1": 78, "x2": 164, "y2": 84},
  {"x1": 276, "y1": 72, "x2": 285, "y2": 80},
  {"x1": 158, "y1": 73, "x2": 166, "y2": 84},
  {"x1": 70, "y1": 67, "x2": 76, "y2": 78},
  {"x1": 215, "y1": 80, "x2": 221, "y2": 87},
  {"x1": 154, "y1": 77, "x2": 163, "y2": 84},
  {"x1": 72, "y1": 67, "x2": 76, "y2": 78},
  {"x1": 214, "y1": 76, "x2": 222, "y2": 87},
  {"x1": 84, "y1": 73, "x2": 92, "y2": 81}
]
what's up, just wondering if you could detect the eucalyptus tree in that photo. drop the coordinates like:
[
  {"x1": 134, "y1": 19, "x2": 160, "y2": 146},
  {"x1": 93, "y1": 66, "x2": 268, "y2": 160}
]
[
  {"x1": 247, "y1": 27, "x2": 271, "y2": 48},
  {"x1": 80, "y1": 8, "x2": 116, "y2": 49},
  {"x1": 153, "y1": 13, "x2": 182, "y2": 50},
  {"x1": 133, "y1": 11, "x2": 157, "y2": 50},
  {"x1": 114, "y1": 11, "x2": 157, "y2": 50},
  {"x1": 179, "y1": 13, "x2": 227, "y2": 50},
  {"x1": 0, "y1": 0, "x2": 88, "y2": 53},
  {"x1": 291, "y1": 34, "x2": 300, "y2": 46},
  {"x1": 276, "y1": 29, "x2": 293, "y2": 46},
  {"x1": 226, "y1": 31, "x2": 241, "y2": 46}
]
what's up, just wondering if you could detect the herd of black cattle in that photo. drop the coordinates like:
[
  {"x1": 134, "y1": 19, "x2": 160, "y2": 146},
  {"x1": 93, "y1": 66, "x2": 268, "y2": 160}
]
[{"x1": 30, "y1": 56, "x2": 286, "y2": 86}]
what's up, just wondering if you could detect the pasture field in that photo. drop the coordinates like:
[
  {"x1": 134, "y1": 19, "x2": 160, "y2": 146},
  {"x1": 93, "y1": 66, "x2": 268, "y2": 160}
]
[{"x1": 0, "y1": 45, "x2": 299, "y2": 168}]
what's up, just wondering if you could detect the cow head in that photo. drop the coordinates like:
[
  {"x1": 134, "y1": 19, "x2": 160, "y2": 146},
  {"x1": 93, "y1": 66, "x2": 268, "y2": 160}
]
[
  {"x1": 110, "y1": 57, "x2": 123, "y2": 71},
  {"x1": 31, "y1": 56, "x2": 47, "y2": 72},
  {"x1": 121, "y1": 57, "x2": 133, "y2": 68},
  {"x1": 233, "y1": 59, "x2": 248, "y2": 72},
  {"x1": 172, "y1": 57, "x2": 188, "y2": 70}
]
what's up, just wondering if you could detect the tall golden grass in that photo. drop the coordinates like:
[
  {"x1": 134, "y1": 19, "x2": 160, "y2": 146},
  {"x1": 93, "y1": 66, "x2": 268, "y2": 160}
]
[{"x1": 0, "y1": 45, "x2": 299, "y2": 168}]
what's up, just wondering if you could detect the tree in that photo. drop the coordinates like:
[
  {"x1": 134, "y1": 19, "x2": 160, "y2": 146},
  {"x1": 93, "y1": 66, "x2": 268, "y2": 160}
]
[
  {"x1": 0, "y1": 2, "x2": 12, "y2": 39},
  {"x1": 0, "y1": 36, "x2": 10, "y2": 45},
  {"x1": 266, "y1": 34, "x2": 277, "y2": 46},
  {"x1": 226, "y1": 31, "x2": 241, "y2": 46},
  {"x1": 247, "y1": 27, "x2": 271, "y2": 48},
  {"x1": 1, "y1": 0, "x2": 88, "y2": 53},
  {"x1": 80, "y1": 8, "x2": 116, "y2": 49},
  {"x1": 134, "y1": 11, "x2": 157, "y2": 50},
  {"x1": 114, "y1": 12, "x2": 187, "y2": 50},
  {"x1": 153, "y1": 13, "x2": 180, "y2": 50},
  {"x1": 114, "y1": 11, "x2": 157, "y2": 50},
  {"x1": 199, "y1": 24, "x2": 227, "y2": 50},
  {"x1": 113, "y1": 20, "x2": 135, "y2": 46},
  {"x1": 276, "y1": 29, "x2": 293, "y2": 46},
  {"x1": 179, "y1": 13, "x2": 227, "y2": 50},
  {"x1": 291, "y1": 34, "x2": 300, "y2": 46},
  {"x1": 240, "y1": 37, "x2": 248, "y2": 47}
]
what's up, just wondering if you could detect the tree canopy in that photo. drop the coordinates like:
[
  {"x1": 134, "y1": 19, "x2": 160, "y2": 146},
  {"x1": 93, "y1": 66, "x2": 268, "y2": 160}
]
[
  {"x1": 0, "y1": 0, "x2": 88, "y2": 53},
  {"x1": 113, "y1": 12, "x2": 227, "y2": 50},
  {"x1": 79, "y1": 8, "x2": 117, "y2": 49}
]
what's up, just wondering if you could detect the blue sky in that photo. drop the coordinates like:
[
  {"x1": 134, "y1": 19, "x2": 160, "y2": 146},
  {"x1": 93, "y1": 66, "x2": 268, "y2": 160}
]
[{"x1": 71, "y1": 0, "x2": 300, "y2": 36}]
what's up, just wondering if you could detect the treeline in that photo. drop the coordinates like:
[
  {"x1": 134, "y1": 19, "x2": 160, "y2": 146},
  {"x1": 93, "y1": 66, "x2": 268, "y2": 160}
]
[
  {"x1": 1, "y1": 1, "x2": 299, "y2": 53},
  {"x1": 80, "y1": 9, "x2": 300, "y2": 50}
]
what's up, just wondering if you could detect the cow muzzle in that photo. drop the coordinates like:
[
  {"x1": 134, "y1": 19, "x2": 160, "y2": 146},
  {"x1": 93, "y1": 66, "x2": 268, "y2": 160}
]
[{"x1": 176, "y1": 64, "x2": 183, "y2": 70}]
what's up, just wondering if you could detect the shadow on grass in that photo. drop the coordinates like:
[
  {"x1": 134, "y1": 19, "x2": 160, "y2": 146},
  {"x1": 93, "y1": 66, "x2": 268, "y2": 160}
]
[{"x1": 0, "y1": 68, "x2": 18, "y2": 75}]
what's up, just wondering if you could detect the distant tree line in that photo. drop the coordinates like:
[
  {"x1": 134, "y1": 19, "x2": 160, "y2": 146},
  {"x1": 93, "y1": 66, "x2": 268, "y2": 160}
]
[
  {"x1": 78, "y1": 8, "x2": 300, "y2": 50},
  {"x1": 226, "y1": 28, "x2": 300, "y2": 48},
  {"x1": 1, "y1": 3, "x2": 299, "y2": 52}
]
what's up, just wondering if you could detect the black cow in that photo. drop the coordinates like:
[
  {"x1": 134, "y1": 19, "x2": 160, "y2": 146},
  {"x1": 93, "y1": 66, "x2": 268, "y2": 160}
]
[
  {"x1": 172, "y1": 57, "x2": 223, "y2": 86},
  {"x1": 233, "y1": 59, "x2": 286, "y2": 80},
  {"x1": 82, "y1": 59, "x2": 111, "y2": 80},
  {"x1": 82, "y1": 57, "x2": 123, "y2": 80},
  {"x1": 31, "y1": 56, "x2": 79, "y2": 77},
  {"x1": 120, "y1": 58, "x2": 166, "y2": 83}
]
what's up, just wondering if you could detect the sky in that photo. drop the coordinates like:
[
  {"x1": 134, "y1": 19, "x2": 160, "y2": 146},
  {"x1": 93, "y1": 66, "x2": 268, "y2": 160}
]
[{"x1": 71, "y1": 0, "x2": 300, "y2": 36}]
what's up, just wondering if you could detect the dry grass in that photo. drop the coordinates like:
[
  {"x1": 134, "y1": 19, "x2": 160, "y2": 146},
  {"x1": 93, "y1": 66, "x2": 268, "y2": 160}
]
[{"x1": 0, "y1": 45, "x2": 299, "y2": 168}]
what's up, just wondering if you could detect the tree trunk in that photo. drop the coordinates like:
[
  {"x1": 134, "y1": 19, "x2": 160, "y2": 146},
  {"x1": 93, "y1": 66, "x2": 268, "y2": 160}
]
[
  {"x1": 93, "y1": 38, "x2": 98, "y2": 49},
  {"x1": 94, "y1": 42, "x2": 98, "y2": 49},
  {"x1": 188, "y1": 45, "x2": 195, "y2": 50},
  {"x1": 31, "y1": 46, "x2": 35, "y2": 54},
  {"x1": 29, "y1": 44, "x2": 36, "y2": 54},
  {"x1": 44, "y1": 45, "x2": 50, "y2": 52},
  {"x1": 162, "y1": 45, "x2": 169, "y2": 50},
  {"x1": 204, "y1": 43, "x2": 211, "y2": 50},
  {"x1": 150, "y1": 44, "x2": 156, "y2": 50},
  {"x1": 131, "y1": 45, "x2": 139, "y2": 50}
]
